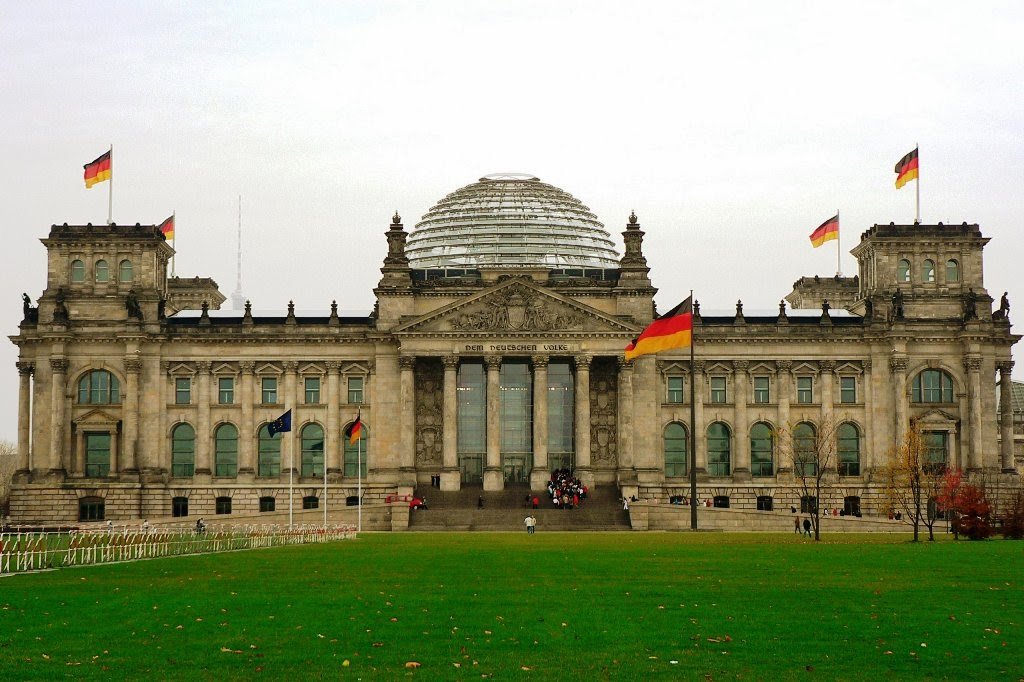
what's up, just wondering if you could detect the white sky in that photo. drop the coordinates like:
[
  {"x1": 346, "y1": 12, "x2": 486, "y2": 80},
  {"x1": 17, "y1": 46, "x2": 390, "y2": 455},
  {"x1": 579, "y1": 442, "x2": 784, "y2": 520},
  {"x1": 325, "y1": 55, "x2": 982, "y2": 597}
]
[{"x1": 2, "y1": 1, "x2": 1022, "y2": 442}]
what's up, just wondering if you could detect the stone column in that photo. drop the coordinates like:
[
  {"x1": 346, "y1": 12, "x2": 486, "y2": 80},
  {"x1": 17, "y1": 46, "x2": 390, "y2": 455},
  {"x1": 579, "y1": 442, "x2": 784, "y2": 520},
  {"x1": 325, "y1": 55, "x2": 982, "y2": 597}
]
[
  {"x1": 999, "y1": 361, "x2": 1016, "y2": 472},
  {"x1": 693, "y1": 360, "x2": 707, "y2": 477},
  {"x1": 441, "y1": 356, "x2": 460, "y2": 490},
  {"x1": 484, "y1": 355, "x2": 503, "y2": 490},
  {"x1": 616, "y1": 357, "x2": 634, "y2": 476},
  {"x1": 48, "y1": 357, "x2": 68, "y2": 475},
  {"x1": 326, "y1": 361, "x2": 341, "y2": 477},
  {"x1": 819, "y1": 360, "x2": 835, "y2": 473},
  {"x1": 862, "y1": 359, "x2": 873, "y2": 473},
  {"x1": 530, "y1": 355, "x2": 550, "y2": 489},
  {"x1": 574, "y1": 355, "x2": 592, "y2": 476},
  {"x1": 964, "y1": 356, "x2": 983, "y2": 471},
  {"x1": 282, "y1": 361, "x2": 298, "y2": 477},
  {"x1": 399, "y1": 356, "x2": 417, "y2": 473},
  {"x1": 16, "y1": 361, "x2": 34, "y2": 475},
  {"x1": 195, "y1": 361, "x2": 212, "y2": 478},
  {"x1": 121, "y1": 356, "x2": 142, "y2": 476},
  {"x1": 732, "y1": 360, "x2": 750, "y2": 479},
  {"x1": 890, "y1": 355, "x2": 908, "y2": 446},
  {"x1": 238, "y1": 361, "x2": 255, "y2": 478},
  {"x1": 776, "y1": 360, "x2": 792, "y2": 476}
]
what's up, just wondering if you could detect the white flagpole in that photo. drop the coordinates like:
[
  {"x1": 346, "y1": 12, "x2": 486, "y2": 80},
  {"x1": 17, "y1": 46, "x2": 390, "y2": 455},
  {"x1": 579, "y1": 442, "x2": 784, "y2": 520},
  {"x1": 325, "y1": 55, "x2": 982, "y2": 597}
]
[
  {"x1": 357, "y1": 435, "x2": 362, "y2": 533},
  {"x1": 107, "y1": 144, "x2": 113, "y2": 225},
  {"x1": 915, "y1": 144, "x2": 921, "y2": 224},
  {"x1": 288, "y1": 418, "x2": 294, "y2": 531},
  {"x1": 171, "y1": 210, "x2": 177, "y2": 276},
  {"x1": 836, "y1": 209, "x2": 841, "y2": 277},
  {"x1": 323, "y1": 438, "x2": 328, "y2": 528}
]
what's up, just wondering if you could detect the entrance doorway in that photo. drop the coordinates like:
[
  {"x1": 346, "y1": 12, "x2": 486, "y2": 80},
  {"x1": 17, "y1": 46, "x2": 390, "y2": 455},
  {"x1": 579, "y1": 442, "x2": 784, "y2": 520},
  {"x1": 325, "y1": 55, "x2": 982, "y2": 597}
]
[
  {"x1": 502, "y1": 455, "x2": 530, "y2": 483},
  {"x1": 460, "y1": 455, "x2": 483, "y2": 483}
]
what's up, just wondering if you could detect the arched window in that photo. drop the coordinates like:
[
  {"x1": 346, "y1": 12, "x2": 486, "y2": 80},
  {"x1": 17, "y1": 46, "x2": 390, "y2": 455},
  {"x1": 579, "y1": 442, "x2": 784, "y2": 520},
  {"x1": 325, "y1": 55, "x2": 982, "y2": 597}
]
[
  {"x1": 946, "y1": 259, "x2": 960, "y2": 283},
  {"x1": 663, "y1": 422, "x2": 687, "y2": 477},
  {"x1": 118, "y1": 259, "x2": 133, "y2": 282},
  {"x1": 78, "y1": 370, "x2": 121, "y2": 404},
  {"x1": 912, "y1": 369, "x2": 954, "y2": 403},
  {"x1": 343, "y1": 421, "x2": 368, "y2": 477},
  {"x1": 94, "y1": 259, "x2": 109, "y2": 282},
  {"x1": 71, "y1": 259, "x2": 86, "y2": 283},
  {"x1": 750, "y1": 422, "x2": 774, "y2": 477},
  {"x1": 897, "y1": 259, "x2": 911, "y2": 283},
  {"x1": 837, "y1": 423, "x2": 860, "y2": 476},
  {"x1": 301, "y1": 423, "x2": 325, "y2": 477},
  {"x1": 214, "y1": 423, "x2": 238, "y2": 477},
  {"x1": 922, "y1": 259, "x2": 935, "y2": 283},
  {"x1": 706, "y1": 422, "x2": 731, "y2": 476},
  {"x1": 258, "y1": 424, "x2": 281, "y2": 477},
  {"x1": 171, "y1": 423, "x2": 195, "y2": 477},
  {"x1": 793, "y1": 422, "x2": 818, "y2": 477}
]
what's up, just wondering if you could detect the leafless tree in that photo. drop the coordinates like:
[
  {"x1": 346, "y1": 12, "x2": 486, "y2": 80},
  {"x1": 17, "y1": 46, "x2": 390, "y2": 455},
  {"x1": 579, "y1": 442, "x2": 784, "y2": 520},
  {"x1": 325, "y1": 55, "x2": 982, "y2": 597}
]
[
  {"x1": 777, "y1": 416, "x2": 839, "y2": 542},
  {"x1": 879, "y1": 422, "x2": 947, "y2": 541},
  {"x1": 0, "y1": 440, "x2": 16, "y2": 510}
]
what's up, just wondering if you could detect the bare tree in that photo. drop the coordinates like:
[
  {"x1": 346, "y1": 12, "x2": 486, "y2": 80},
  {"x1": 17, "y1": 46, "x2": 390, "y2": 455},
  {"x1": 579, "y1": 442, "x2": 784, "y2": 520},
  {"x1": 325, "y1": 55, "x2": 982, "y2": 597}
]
[
  {"x1": 0, "y1": 440, "x2": 15, "y2": 511},
  {"x1": 777, "y1": 416, "x2": 839, "y2": 541},
  {"x1": 879, "y1": 423, "x2": 947, "y2": 541}
]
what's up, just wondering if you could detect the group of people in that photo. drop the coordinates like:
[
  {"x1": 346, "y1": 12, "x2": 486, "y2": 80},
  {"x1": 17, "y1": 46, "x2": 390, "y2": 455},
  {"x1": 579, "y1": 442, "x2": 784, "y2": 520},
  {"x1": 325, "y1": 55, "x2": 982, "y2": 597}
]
[{"x1": 547, "y1": 468, "x2": 587, "y2": 509}]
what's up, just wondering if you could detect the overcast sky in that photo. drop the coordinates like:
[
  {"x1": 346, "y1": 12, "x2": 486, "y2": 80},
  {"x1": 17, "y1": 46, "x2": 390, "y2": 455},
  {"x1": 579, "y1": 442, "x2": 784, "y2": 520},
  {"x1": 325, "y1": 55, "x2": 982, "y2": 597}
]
[{"x1": 2, "y1": 1, "x2": 1022, "y2": 442}]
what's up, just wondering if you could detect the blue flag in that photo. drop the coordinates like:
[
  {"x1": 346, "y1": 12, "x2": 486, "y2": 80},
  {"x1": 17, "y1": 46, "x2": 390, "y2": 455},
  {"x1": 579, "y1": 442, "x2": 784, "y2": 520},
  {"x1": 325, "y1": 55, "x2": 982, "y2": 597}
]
[{"x1": 268, "y1": 409, "x2": 292, "y2": 436}]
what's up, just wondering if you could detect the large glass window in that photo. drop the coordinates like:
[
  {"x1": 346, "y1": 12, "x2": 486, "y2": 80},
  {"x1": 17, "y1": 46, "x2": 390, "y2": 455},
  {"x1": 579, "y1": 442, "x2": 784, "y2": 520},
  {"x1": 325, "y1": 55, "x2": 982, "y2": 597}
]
[
  {"x1": 118, "y1": 259, "x2": 133, "y2": 282},
  {"x1": 753, "y1": 376, "x2": 770, "y2": 404},
  {"x1": 897, "y1": 259, "x2": 911, "y2": 283},
  {"x1": 667, "y1": 376, "x2": 684, "y2": 404},
  {"x1": 710, "y1": 376, "x2": 727, "y2": 404},
  {"x1": 304, "y1": 377, "x2": 321, "y2": 405},
  {"x1": 347, "y1": 376, "x2": 364, "y2": 404},
  {"x1": 78, "y1": 370, "x2": 121, "y2": 404},
  {"x1": 343, "y1": 422, "x2": 368, "y2": 477},
  {"x1": 500, "y1": 361, "x2": 532, "y2": 455},
  {"x1": 946, "y1": 259, "x2": 960, "y2": 283},
  {"x1": 912, "y1": 369, "x2": 954, "y2": 403},
  {"x1": 301, "y1": 423, "x2": 325, "y2": 477},
  {"x1": 218, "y1": 377, "x2": 234, "y2": 405},
  {"x1": 71, "y1": 259, "x2": 86, "y2": 283},
  {"x1": 457, "y1": 362, "x2": 486, "y2": 475},
  {"x1": 707, "y1": 422, "x2": 731, "y2": 476},
  {"x1": 85, "y1": 433, "x2": 111, "y2": 477},
  {"x1": 261, "y1": 377, "x2": 278, "y2": 404},
  {"x1": 547, "y1": 362, "x2": 574, "y2": 471},
  {"x1": 840, "y1": 376, "x2": 857, "y2": 404},
  {"x1": 922, "y1": 259, "x2": 935, "y2": 283},
  {"x1": 171, "y1": 423, "x2": 195, "y2": 477},
  {"x1": 175, "y1": 378, "x2": 191, "y2": 405},
  {"x1": 664, "y1": 422, "x2": 687, "y2": 477},
  {"x1": 837, "y1": 423, "x2": 860, "y2": 476},
  {"x1": 94, "y1": 259, "x2": 109, "y2": 282},
  {"x1": 793, "y1": 422, "x2": 818, "y2": 477},
  {"x1": 258, "y1": 424, "x2": 281, "y2": 477},
  {"x1": 750, "y1": 422, "x2": 774, "y2": 477},
  {"x1": 796, "y1": 376, "x2": 813, "y2": 404},
  {"x1": 214, "y1": 423, "x2": 238, "y2": 477}
]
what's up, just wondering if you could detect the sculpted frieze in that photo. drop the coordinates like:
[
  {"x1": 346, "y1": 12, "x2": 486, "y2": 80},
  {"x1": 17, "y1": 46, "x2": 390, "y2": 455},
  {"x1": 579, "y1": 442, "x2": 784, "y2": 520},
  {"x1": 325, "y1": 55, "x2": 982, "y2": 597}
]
[{"x1": 449, "y1": 285, "x2": 583, "y2": 332}]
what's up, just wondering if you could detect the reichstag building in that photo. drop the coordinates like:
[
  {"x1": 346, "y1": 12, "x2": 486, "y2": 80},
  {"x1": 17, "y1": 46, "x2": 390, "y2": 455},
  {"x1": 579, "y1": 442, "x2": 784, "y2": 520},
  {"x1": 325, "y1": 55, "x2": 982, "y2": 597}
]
[{"x1": 9, "y1": 174, "x2": 1020, "y2": 524}]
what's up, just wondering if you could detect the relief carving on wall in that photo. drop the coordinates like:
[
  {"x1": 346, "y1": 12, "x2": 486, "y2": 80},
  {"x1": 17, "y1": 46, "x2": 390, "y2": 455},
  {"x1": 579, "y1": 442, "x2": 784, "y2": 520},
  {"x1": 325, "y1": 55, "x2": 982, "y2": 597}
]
[
  {"x1": 449, "y1": 285, "x2": 583, "y2": 332},
  {"x1": 415, "y1": 360, "x2": 444, "y2": 466},
  {"x1": 590, "y1": 359, "x2": 618, "y2": 466}
]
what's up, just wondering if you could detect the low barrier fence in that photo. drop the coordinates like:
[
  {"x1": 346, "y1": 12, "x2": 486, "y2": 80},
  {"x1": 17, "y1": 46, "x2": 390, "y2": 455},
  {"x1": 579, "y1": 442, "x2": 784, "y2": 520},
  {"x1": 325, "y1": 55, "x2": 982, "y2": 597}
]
[{"x1": 0, "y1": 523, "x2": 357, "y2": 576}]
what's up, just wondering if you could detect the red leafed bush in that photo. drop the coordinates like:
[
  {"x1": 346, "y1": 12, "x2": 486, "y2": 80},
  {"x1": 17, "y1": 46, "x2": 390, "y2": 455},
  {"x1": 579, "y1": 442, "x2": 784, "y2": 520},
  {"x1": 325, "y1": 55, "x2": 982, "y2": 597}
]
[{"x1": 952, "y1": 483, "x2": 992, "y2": 540}]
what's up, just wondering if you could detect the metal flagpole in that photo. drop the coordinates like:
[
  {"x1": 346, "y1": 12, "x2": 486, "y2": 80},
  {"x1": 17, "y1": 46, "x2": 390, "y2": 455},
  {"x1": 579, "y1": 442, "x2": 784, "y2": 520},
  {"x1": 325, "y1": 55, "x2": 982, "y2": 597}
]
[
  {"x1": 357, "y1": 435, "x2": 362, "y2": 533},
  {"x1": 107, "y1": 144, "x2": 113, "y2": 225},
  {"x1": 323, "y1": 438, "x2": 328, "y2": 528},
  {"x1": 171, "y1": 210, "x2": 176, "y2": 276},
  {"x1": 836, "y1": 210, "x2": 841, "y2": 276},
  {"x1": 689, "y1": 289, "x2": 698, "y2": 531},
  {"x1": 915, "y1": 144, "x2": 921, "y2": 224},
  {"x1": 288, "y1": 425, "x2": 294, "y2": 531}
]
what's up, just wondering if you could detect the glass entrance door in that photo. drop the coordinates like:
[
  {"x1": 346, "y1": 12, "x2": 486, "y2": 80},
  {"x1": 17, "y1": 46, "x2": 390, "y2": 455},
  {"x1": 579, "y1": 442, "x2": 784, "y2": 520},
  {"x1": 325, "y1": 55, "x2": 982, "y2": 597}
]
[
  {"x1": 460, "y1": 455, "x2": 483, "y2": 483},
  {"x1": 503, "y1": 455, "x2": 530, "y2": 483}
]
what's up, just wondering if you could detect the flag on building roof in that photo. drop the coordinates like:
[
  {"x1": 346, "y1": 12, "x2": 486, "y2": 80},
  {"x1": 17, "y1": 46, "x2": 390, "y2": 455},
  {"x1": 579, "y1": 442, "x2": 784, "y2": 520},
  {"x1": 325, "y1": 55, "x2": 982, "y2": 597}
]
[
  {"x1": 268, "y1": 409, "x2": 291, "y2": 436},
  {"x1": 625, "y1": 296, "x2": 693, "y2": 361},
  {"x1": 895, "y1": 147, "x2": 919, "y2": 189},
  {"x1": 809, "y1": 214, "x2": 839, "y2": 248},
  {"x1": 345, "y1": 413, "x2": 363, "y2": 445},
  {"x1": 83, "y1": 150, "x2": 111, "y2": 188},
  {"x1": 158, "y1": 214, "x2": 175, "y2": 240}
]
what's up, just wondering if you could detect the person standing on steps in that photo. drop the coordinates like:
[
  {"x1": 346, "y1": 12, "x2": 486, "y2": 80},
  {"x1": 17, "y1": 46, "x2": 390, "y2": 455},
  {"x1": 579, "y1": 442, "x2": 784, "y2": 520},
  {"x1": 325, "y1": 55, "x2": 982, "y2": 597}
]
[{"x1": 477, "y1": 495, "x2": 484, "y2": 510}]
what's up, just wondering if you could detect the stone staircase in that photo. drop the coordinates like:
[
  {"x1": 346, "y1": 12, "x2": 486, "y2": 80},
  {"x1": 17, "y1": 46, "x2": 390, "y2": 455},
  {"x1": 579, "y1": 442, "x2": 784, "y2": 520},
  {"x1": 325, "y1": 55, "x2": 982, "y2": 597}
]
[{"x1": 406, "y1": 483, "x2": 630, "y2": 531}]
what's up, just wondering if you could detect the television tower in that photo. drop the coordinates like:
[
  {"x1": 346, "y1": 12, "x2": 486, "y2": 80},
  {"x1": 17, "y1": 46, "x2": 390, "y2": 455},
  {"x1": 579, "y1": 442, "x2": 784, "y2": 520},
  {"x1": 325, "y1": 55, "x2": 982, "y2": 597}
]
[{"x1": 231, "y1": 195, "x2": 246, "y2": 310}]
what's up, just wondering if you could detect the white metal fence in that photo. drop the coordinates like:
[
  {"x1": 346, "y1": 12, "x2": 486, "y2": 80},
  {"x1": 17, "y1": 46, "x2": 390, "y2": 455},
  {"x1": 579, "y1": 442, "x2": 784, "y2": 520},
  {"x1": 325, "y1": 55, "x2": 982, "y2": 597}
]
[{"x1": 0, "y1": 524, "x2": 357, "y2": 576}]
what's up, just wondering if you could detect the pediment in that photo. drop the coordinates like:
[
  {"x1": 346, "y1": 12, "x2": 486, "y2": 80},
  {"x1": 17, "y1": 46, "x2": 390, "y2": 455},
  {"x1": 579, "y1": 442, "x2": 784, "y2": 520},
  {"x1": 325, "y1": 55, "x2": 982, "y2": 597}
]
[
  {"x1": 212, "y1": 362, "x2": 236, "y2": 375},
  {"x1": 299, "y1": 362, "x2": 324, "y2": 375},
  {"x1": 394, "y1": 278, "x2": 639, "y2": 335},
  {"x1": 748, "y1": 361, "x2": 776, "y2": 375},
  {"x1": 835, "y1": 361, "x2": 862, "y2": 375},
  {"x1": 791, "y1": 362, "x2": 818, "y2": 375},
  {"x1": 167, "y1": 362, "x2": 194, "y2": 376},
  {"x1": 915, "y1": 408, "x2": 958, "y2": 426},
  {"x1": 74, "y1": 408, "x2": 121, "y2": 426}
]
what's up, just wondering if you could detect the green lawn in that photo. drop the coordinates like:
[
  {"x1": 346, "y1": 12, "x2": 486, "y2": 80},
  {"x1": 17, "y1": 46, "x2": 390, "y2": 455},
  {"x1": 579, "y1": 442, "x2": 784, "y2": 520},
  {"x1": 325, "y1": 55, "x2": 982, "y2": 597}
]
[{"x1": 1, "y1": 533, "x2": 1021, "y2": 680}]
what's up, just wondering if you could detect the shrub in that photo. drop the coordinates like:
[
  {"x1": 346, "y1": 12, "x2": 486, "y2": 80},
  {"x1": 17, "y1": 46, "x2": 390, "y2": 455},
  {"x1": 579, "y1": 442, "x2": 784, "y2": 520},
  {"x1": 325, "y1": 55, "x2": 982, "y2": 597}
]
[
  {"x1": 1000, "y1": 491, "x2": 1024, "y2": 540},
  {"x1": 951, "y1": 483, "x2": 992, "y2": 540}
]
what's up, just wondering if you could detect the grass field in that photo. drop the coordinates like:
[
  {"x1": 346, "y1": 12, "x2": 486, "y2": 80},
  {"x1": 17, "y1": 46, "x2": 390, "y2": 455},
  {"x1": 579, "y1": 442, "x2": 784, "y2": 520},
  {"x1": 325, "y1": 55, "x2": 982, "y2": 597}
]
[{"x1": 1, "y1": 532, "x2": 1021, "y2": 680}]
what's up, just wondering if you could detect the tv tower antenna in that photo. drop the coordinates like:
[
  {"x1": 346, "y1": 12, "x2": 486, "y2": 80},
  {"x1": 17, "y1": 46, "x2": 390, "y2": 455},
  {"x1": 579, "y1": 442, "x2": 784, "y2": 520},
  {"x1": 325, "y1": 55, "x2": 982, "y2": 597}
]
[{"x1": 231, "y1": 195, "x2": 246, "y2": 310}]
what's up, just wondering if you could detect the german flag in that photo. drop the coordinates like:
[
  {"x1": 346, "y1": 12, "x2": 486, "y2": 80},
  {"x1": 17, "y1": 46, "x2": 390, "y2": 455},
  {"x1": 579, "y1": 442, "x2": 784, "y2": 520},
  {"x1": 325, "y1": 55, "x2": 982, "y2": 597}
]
[
  {"x1": 895, "y1": 147, "x2": 919, "y2": 189},
  {"x1": 625, "y1": 296, "x2": 693, "y2": 361},
  {"x1": 345, "y1": 413, "x2": 363, "y2": 445},
  {"x1": 158, "y1": 214, "x2": 174, "y2": 240},
  {"x1": 809, "y1": 214, "x2": 839, "y2": 248},
  {"x1": 83, "y1": 150, "x2": 111, "y2": 188}
]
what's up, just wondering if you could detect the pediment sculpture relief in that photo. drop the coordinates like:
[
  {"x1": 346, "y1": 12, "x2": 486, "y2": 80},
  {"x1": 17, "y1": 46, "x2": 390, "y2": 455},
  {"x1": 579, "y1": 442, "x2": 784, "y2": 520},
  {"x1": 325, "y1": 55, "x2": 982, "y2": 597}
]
[{"x1": 449, "y1": 286, "x2": 583, "y2": 332}]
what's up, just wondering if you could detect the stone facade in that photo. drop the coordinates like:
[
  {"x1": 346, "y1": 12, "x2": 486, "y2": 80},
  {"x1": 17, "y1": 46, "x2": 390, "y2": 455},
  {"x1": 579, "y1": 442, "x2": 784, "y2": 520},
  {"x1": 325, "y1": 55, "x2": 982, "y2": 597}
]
[{"x1": 8, "y1": 209, "x2": 1021, "y2": 525}]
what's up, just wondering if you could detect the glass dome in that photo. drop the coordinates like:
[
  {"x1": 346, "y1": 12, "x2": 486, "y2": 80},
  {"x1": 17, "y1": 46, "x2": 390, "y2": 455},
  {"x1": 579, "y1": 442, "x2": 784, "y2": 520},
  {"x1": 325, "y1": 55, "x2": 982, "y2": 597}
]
[{"x1": 406, "y1": 174, "x2": 620, "y2": 269}]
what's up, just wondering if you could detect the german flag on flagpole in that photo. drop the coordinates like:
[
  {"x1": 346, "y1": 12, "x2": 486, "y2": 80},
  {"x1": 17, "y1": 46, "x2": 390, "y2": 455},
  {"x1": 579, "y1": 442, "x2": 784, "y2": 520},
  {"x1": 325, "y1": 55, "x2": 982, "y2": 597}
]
[
  {"x1": 158, "y1": 214, "x2": 175, "y2": 240},
  {"x1": 345, "y1": 412, "x2": 363, "y2": 445},
  {"x1": 625, "y1": 296, "x2": 693, "y2": 361},
  {"x1": 895, "y1": 147, "x2": 919, "y2": 189},
  {"x1": 809, "y1": 214, "x2": 839, "y2": 248},
  {"x1": 83, "y1": 150, "x2": 111, "y2": 188}
]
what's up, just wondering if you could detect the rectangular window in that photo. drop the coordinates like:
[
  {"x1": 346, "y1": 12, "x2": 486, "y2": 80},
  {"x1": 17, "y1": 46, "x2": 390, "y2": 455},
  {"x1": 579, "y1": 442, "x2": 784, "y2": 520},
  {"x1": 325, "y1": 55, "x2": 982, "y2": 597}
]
[
  {"x1": 753, "y1": 376, "x2": 770, "y2": 404},
  {"x1": 667, "y1": 376, "x2": 684, "y2": 404},
  {"x1": 347, "y1": 376, "x2": 364, "y2": 404},
  {"x1": 215, "y1": 497, "x2": 232, "y2": 515},
  {"x1": 840, "y1": 376, "x2": 857, "y2": 404},
  {"x1": 710, "y1": 376, "x2": 727, "y2": 404},
  {"x1": 85, "y1": 433, "x2": 111, "y2": 477},
  {"x1": 924, "y1": 431, "x2": 949, "y2": 466},
  {"x1": 796, "y1": 376, "x2": 813, "y2": 404},
  {"x1": 171, "y1": 496, "x2": 189, "y2": 518},
  {"x1": 261, "y1": 377, "x2": 278, "y2": 405},
  {"x1": 259, "y1": 496, "x2": 276, "y2": 512},
  {"x1": 304, "y1": 377, "x2": 321, "y2": 404},
  {"x1": 175, "y1": 378, "x2": 191, "y2": 405},
  {"x1": 218, "y1": 377, "x2": 234, "y2": 405}
]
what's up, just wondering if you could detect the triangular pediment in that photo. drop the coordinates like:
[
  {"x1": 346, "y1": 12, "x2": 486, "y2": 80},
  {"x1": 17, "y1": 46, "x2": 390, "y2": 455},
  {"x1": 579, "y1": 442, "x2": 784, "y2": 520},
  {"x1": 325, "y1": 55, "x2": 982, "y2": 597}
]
[
  {"x1": 915, "y1": 408, "x2": 958, "y2": 426},
  {"x1": 394, "y1": 278, "x2": 639, "y2": 335},
  {"x1": 74, "y1": 408, "x2": 121, "y2": 426}
]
